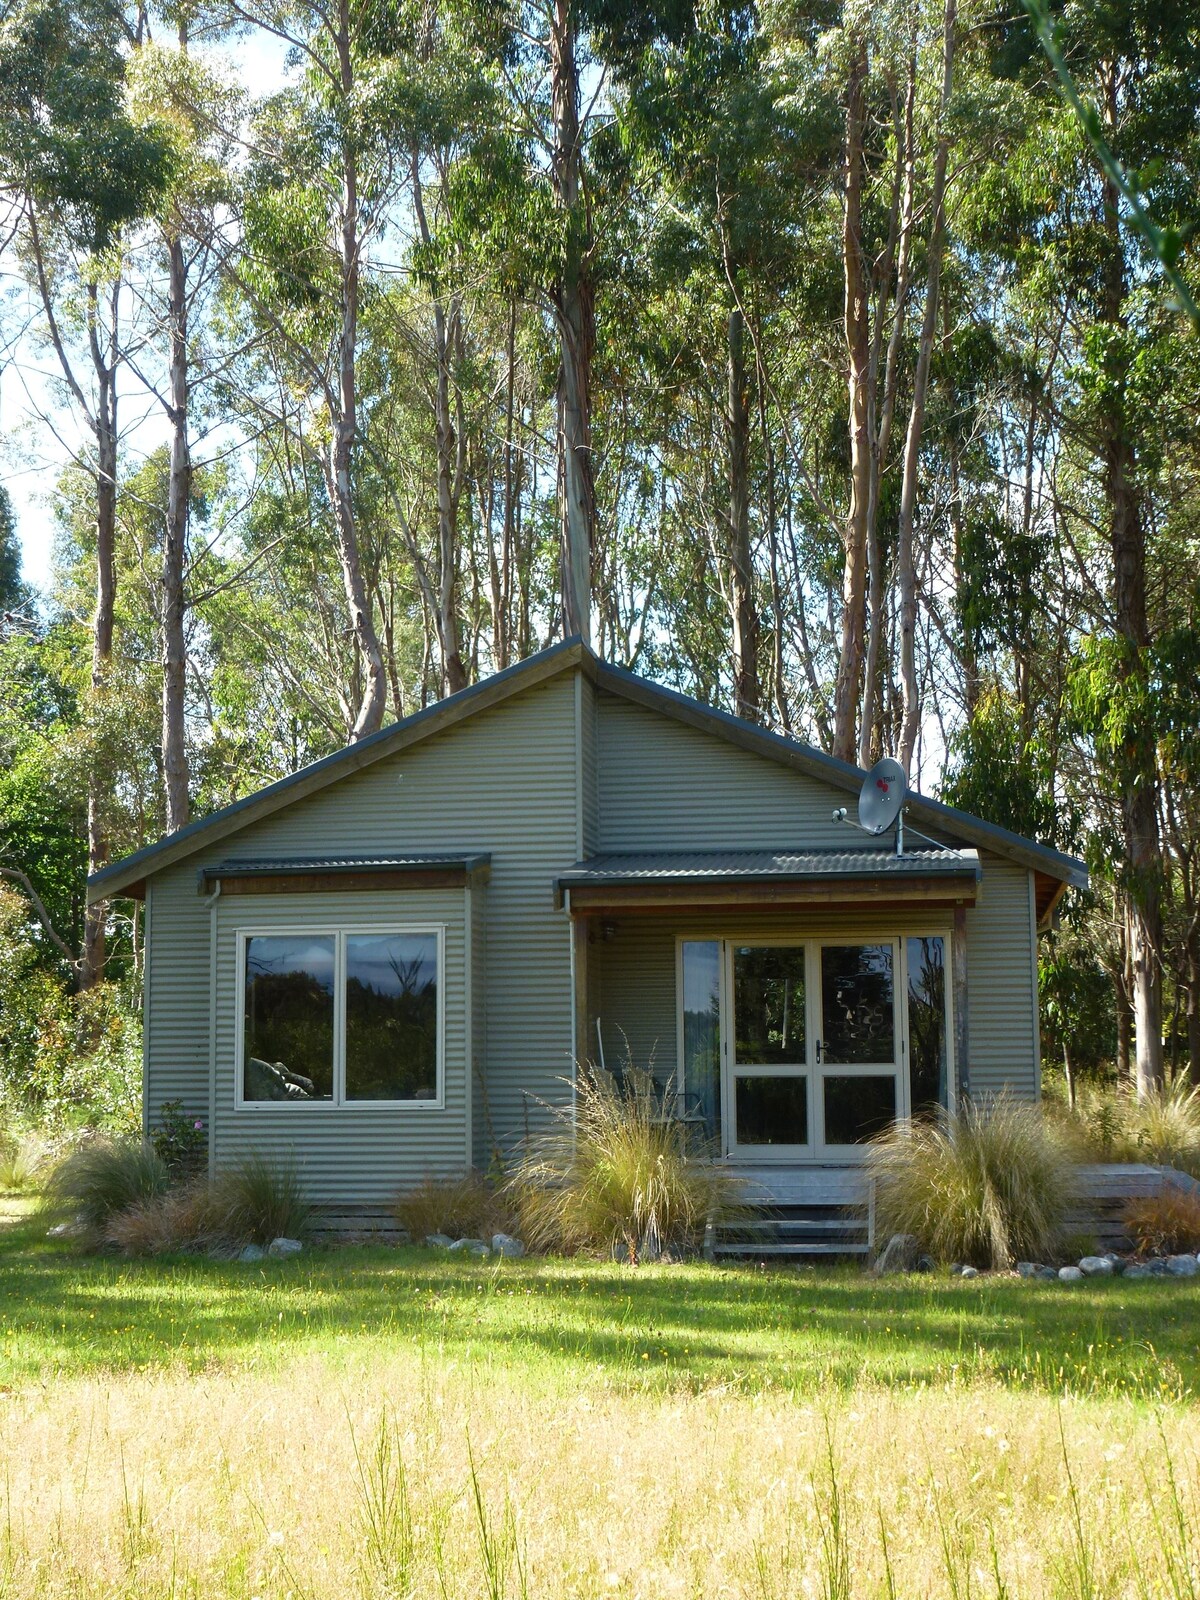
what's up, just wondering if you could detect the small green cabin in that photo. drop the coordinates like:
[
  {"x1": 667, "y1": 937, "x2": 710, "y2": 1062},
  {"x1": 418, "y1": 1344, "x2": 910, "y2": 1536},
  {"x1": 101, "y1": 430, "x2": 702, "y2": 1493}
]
[{"x1": 90, "y1": 641, "x2": 1086, "y2": 1207}]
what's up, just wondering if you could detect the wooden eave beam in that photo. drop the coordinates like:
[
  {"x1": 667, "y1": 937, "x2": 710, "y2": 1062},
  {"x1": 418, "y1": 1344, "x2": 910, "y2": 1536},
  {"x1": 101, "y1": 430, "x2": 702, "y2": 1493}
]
[{"x1": 562, "y1": 875, "x2": 979, "y2": 916}]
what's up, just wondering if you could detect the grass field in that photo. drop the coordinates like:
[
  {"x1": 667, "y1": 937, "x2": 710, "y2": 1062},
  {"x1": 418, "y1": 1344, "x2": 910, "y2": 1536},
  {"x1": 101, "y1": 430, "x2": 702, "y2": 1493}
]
[{"x1": 3, "y1": 1194, "x2": 1200, "y2": 1598}]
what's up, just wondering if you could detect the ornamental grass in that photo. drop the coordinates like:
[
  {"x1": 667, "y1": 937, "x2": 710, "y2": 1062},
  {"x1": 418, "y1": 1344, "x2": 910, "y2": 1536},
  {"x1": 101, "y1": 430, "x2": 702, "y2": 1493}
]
[
  {"x1": 868, "y1": 1094, "x2": 1078, "y2": 1269},
  {"x1": 506, "y1": 1065, "x2": 735, "y2": 1261}
]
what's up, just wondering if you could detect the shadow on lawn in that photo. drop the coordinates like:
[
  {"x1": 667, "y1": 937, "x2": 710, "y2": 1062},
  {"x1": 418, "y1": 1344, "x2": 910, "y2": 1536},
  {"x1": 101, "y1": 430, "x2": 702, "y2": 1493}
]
[{"x1": 0, "y1": 1202, "x2": 1193, "y2": 1399}]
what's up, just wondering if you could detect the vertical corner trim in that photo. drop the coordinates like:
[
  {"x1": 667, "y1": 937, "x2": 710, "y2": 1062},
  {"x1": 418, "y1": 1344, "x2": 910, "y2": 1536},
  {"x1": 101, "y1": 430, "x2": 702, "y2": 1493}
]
[{"x1": 952, "y1": 904, "x2": 970, "y2": 1103}]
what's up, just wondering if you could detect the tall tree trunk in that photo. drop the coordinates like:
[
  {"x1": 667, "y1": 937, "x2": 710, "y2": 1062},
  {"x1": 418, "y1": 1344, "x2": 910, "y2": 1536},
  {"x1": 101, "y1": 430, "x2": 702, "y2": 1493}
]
[
  {"x1": 329, "y1": 1, "x2": 386, "y2": 740},
  {"x1": 82, "y1": 280, "x2": 119, "y2": 989},
  {"x1": 1099, "y1": 71, "x2": 1162, "y2": 1097},
  {"x1": 833, "y1": 38, "x2": 871, "y2": 764},
  {"x1": 550, "y1": 0, "x2": 594, "y2": 645},
  {"x1": 727, "y1": 296, "x2": 758, "y2": 720},
  {"x1": 411, "y1": 154, "x2": 468, "y2": 695},
  {"x1": 897, "y1": 0, "x2": 956, "y2": 772},
  {"x1": 860, "y1": 56, "x2": 917, "y2": 766},
  {"x1": 161, "y1": 228, "x2": 191, "y2": 832}
]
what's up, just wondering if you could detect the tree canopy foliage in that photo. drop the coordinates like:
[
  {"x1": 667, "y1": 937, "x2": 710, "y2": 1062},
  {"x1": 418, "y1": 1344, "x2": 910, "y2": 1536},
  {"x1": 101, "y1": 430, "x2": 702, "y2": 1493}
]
[{"x1": 0, "y1": 0, "x2": 1198, "y2": 1100}]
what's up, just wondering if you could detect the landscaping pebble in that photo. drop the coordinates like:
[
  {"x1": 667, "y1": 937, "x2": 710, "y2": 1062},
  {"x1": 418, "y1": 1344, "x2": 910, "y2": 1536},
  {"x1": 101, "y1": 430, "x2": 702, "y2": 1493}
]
[
  {"x1": 424, "y1": 1233, "x2": 454, "y2": 1248},
  {"x1": 1079, "y1": 1256, "x2": 1114, "y2": 1276},
  {"x1": 447, "y1": 1237, "x2": 490, "y2": 1257},
  {"x1": 491, "y1": 1233, "x2": 525, "y2": 1258},
  {"x1": 873, "y1": 1233, "x2": 920, "y2": 1274},
  {"x1": 239, "y1": 1244, "x2": 265, "y2": 1263},
  {"x1": 1058, "y1": 1265, "x2": 1084, "y2": 1282},
  {"x1": 959, "y1": 1266, "x2": 979, "y2": 1280},
  {"x1": 1034, "y1": 1265, "x2": 1059, "y2": 1280},
  {"x1": 1166, "y1": 1254, "x2": 1199, "y2": 1276},
  {"x1": 267, "y1": 1238, "x2": 303, "y2": 1258},
  {"x1": 1016, "y1": 1261, "x2": 1042, "y2": 1278}
]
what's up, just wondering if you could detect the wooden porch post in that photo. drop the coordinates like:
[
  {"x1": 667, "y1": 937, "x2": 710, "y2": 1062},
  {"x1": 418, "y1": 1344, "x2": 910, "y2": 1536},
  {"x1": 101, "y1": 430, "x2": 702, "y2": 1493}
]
[
  {"x1": 953, "y1": 905, "x2": 970, "y2": 1102},
  {"x1": 572, "y1": 912, "x2": 590, "y2": 1070}
]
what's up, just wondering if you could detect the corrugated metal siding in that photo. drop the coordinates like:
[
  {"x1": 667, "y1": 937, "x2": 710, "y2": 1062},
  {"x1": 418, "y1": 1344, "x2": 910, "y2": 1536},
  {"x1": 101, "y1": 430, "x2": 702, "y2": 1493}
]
[
  {"x1": 595, "y1": 692, "x2": 954, "y2": 850},
  {"x1": 145, "y1": 673, "x2": 579, "y2": 1197},
  {"x1": 966, "y1": 856, "x2": 1039, "y2": 1099},
  {"x1": 212, "y1": 888, "x2": 466, "y2": 1201},
  {"x1": 471, "y1": 880, "x2": 491, "y2": 1170},
  {"x1": 579, "y1": 672, "x2": 598, "y2": 857},
  {"x1": 141, "y1": 858, "x2": 213, "y2": 1132},
  {"x1": 590, "y1": 890, "x2": 1038, "y2": 1102}
]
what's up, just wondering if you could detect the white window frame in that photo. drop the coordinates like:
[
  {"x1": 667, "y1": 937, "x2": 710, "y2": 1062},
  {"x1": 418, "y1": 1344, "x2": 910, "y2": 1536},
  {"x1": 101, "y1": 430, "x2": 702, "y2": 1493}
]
[{"x1": 234, "y1": 924, "x2": 446, "y2": 1112}]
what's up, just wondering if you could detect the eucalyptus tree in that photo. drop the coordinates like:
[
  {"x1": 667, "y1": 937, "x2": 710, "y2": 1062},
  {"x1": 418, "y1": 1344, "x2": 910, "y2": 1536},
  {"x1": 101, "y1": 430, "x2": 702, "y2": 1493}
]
[
  {"x1": 223, "y1": 0, "x2": 453, "y2": 738},
  {"x1": 0, "y1": 0, "x2": 171, "y2": 981}
]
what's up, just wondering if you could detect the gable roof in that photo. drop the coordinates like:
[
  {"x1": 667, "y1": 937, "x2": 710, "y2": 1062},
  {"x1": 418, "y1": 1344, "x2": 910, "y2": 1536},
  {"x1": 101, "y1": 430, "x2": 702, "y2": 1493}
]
[{"x1": 88, "y1": 638, "x2": 1087, "y2": 902}]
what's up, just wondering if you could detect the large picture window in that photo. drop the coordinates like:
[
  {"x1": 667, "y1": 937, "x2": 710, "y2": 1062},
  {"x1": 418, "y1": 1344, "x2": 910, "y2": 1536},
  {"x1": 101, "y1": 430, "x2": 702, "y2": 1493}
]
[{"x1": 238, "y1": 927, "x2": 443, "y2": 1107}]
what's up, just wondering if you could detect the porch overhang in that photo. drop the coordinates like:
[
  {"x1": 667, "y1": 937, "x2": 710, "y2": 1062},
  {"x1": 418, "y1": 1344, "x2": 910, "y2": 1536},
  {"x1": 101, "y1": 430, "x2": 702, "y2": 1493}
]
[
  {"x1": 197, "y1": 853, "x2": 491, "y2": 896},
  {"x1": 555, "y1": 848, "x2": 980, "y2": 916}
]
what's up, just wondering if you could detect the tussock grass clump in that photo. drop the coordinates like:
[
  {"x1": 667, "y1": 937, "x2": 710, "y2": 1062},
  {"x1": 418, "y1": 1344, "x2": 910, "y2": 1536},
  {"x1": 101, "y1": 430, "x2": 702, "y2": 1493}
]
[
  {"x1": 868, "y1": 1095, "x2": 1078, "y2": 1269},
  {"x1": 1126, "y1": 1080, "x2": 1200, "y2": 1178},
  {"x1": 105, "y1": 1179, "x2": 234, "y2": 1257},
  {"x1": 0, "y1": 1126, "x2": 51, "y2": 1192},
  {"x1": 393, "y1": 1172, "x2": 511, "y2": 1242},
  {"x1": 507, "y1": 1067, "x2": 735, "y2": 1260},
  {"x1": 212, "y1": 1151, "x2": 311, "y2": 1244},
  {"x1": 1125, "y1": 1186, "x2": 1200, "y2": 1256},
  {"x1": 1051, "y1": 1077, "x2": 1200, "y2": 1178},
  {"x1": 47, "y1": 1137, "x2": 169, "y2": 1234}
]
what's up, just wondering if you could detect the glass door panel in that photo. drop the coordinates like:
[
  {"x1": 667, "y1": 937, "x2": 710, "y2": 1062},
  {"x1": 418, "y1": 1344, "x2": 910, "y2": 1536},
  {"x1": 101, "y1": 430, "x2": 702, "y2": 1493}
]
[
  {"x1": 680, "y1": 941, "x2": 722, "y2": 1143},
  {"x1": 816, "y1": 941, "x2": 902, "y2": 1157},
  {"x1": 906, "y1": 935, "x2": 948, "y2": 1117},
  {"x1": 728, "y1": 945, "x2": 811, "y2": 1157}
]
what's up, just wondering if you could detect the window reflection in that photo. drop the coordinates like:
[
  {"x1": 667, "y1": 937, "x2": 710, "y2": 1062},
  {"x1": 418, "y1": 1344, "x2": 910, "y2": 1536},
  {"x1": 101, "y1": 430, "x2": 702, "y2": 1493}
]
[
  {"x1": 682, "y1": 941, "x2": 721, "y2": 1141},
  {"x1": 820, "y1": 944, "x2": 894, "y2": 1063},
  {"x1": 243, "y1": 935, "x2": 335, "y2": 1100},
  {"x1": 734, "y1": 946, "x2": 807, "y2": 1064},
  {"x1": 345, "y1": 933, "x2": 439, "y2": 1100},
  {"x1": 907, "y1": 936, "x2": 947, "y2": 1115}
]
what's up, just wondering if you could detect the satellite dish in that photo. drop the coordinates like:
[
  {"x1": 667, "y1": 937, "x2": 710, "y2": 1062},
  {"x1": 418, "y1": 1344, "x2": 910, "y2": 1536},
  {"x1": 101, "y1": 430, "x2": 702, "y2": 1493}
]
[{"x1": 858, "y1": 757, "x2": 907, "y2": 836}]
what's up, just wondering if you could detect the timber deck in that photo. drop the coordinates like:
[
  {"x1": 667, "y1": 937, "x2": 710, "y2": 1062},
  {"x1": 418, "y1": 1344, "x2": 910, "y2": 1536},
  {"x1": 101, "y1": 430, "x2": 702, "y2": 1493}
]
[{"x1": 704, "y1": 1161, "x2": 1200, "y2": 1260}]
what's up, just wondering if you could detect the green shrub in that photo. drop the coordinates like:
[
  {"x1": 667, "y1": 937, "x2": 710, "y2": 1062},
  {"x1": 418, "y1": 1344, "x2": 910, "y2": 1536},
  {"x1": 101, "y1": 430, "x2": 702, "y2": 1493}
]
[
  {"x1": 506, "y1": 1067, "x2": 735, "y2": 1261},
  {"x1": 1125, "y1": 1082, "x2": 1200, "y2": 1179},
  {"x1": 868, "y1": 1095, "x2": 1078, "y2": 1270},
  {"x1": 212, "y1": 1152, "x2": 311, "y2": 1244},
  {"x1": 150, "y1": 1100, "x2": 207, "y2": 1179},
  {"x1": 393, "y1": 1172, "x2": 511, "y2": 1242},
  {"x1": 46, "y1": 1137, "x2": 169, "y2": 1233}
]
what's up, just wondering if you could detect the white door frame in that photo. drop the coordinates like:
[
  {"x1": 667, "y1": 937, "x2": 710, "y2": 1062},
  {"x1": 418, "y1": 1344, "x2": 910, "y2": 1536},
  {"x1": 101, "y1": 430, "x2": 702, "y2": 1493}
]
[{"x1": 677, "y1": 927, "x2": 955, "y2": 1164}]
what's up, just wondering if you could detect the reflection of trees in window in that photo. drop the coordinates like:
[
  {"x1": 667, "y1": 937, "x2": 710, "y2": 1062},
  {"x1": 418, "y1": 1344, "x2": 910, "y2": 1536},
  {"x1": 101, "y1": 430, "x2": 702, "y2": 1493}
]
[
  {"x1": 734, "y1": 946, "x2": 807, "y2": 1063},
  {"x1": 244, "y1": 936, "x2": 335, "y2": 1098},
  {"x1": 682, "y1": 941, "x2": 721, "y2": 1141},
  {"x1": 820, "y1": 945, "x2": 893, "y2": 1063},
  {"x1": 907, "y1": 937, "x2": 947, "y2": 1115},
  {"x1": 345, "y1": 934, "x2": 438, "y2": 1100}
]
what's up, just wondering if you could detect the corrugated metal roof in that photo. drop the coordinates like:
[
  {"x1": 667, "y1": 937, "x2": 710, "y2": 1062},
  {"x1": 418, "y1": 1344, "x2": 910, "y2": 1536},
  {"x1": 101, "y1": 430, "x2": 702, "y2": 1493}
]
[{"x1": 557, "y1": 848, "x2": 980, "y2": 887}]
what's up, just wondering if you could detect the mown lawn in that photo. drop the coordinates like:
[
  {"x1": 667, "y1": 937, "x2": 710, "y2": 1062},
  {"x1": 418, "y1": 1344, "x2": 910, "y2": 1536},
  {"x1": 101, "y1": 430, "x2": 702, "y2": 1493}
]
[
  {"x1": 3, "y1": 1193, "x2": 1200, "y2": 1599},
  {"x1": 1, "y1": 1197, "x2": 1194, "y2": 1399}
]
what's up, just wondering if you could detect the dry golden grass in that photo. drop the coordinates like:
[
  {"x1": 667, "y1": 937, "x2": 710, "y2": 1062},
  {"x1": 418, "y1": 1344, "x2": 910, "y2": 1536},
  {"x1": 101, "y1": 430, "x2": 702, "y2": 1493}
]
[
  {"x1": 1125, "y1": 1185, "x2": 1200, "y2": 1255},
  {"x1": 1, "y1": 1352, "x2": 1199, "y2": 1599}
]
